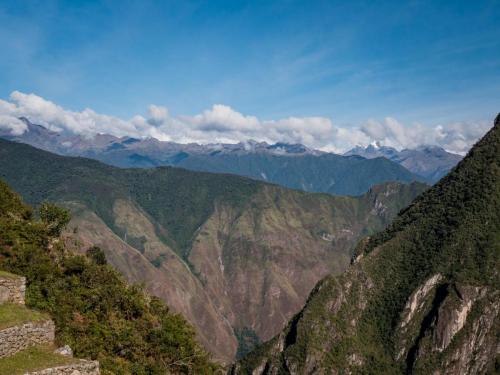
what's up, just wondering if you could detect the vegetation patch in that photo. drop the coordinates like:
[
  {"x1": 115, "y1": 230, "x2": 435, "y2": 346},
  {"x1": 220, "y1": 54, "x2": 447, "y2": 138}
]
[
  {"x1": 235, "y1": 327, "x2": 262, "y2": 360},
  {"x1": 150, "y1": 253, "x2": 167, "y2": 268},
  {"x1": 0, "y1": 344, "x2": 75, "y2": 375},
  {"x1": 0, "y1": 270, "x2": 18, "y2": 279},
  {"x1": 0, "y1": 303, "x2": 49, "y2": 330}
]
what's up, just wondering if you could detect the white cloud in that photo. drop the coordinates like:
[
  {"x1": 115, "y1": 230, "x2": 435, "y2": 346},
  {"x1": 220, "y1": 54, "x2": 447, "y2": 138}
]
[
  {"x1": 0, "y1": 91, "x2": 491, "y2": 154},
  {"x1": 147, "y1": 105, "x2": 169, "y2": 126},
  {"x1": 0, "y1": 115, "x2": 27, "y2": 135},
  {"x1": 189, "y1": 104, "x2": 260, "y2": 132},
  {"x1": 355, "y1": 117, "x2": 491, "y2": 154}
]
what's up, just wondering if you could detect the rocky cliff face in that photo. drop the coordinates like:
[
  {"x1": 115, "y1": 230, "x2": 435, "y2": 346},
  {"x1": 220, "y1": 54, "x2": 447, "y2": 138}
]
[
  {"x1": 0, "y1": 139, "x2": 426, "y2": 362},
  {"x1": 233, "y1": 115, "x2": 500, "y2": 374}
]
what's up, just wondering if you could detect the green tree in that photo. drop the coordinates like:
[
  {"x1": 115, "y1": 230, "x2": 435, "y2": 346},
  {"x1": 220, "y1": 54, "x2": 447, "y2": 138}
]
[
  {"x1": 39, "y1": 202, "x2": 70, "y2": 236},
  {"x1": 86, "y1": 246, "x2": 107, "y2": 265}
]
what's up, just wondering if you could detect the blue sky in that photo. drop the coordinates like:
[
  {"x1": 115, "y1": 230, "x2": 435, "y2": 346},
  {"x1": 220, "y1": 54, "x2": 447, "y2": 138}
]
[{"x1": 0, "y1": 0, "x2": 499, "y2": 151}]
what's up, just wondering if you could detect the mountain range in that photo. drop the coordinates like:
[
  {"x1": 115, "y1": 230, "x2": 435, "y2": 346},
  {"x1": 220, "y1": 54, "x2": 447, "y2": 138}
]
[
  {"x1": 233, "y1": 115, "x2": 499, "y2": 374},
  {"x1": 345, "y1": 143, "x2": 463, "y2": 182},
  {"x1": 0, "y1": 118, "x2": 451, "y2": 196},
  {"x1": 0, "y1": 137, "x2": 426, "y2": 362}
]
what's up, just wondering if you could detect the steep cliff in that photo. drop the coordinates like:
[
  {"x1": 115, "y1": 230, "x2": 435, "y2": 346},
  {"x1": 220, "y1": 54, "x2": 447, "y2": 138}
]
[{"x1": 234, "y1": 115, "x2": 500, "y2": 374}]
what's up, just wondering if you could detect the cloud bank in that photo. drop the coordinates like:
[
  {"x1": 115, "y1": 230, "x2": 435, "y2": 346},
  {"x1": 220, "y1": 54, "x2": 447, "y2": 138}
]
[{"x1": 0, "y1": 91, "x2": 491, "y2": 154}]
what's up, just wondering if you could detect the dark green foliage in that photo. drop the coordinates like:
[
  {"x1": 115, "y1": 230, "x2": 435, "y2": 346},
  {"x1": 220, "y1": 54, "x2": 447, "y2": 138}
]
[
  {"x1": 344, "y1": 120, "x2": 499, "y2": 371},
  {"x1": 39, "y1": 202, "x2": 71, "y2": 236},
  {"x1": 0, "y1": 179, "x2": 219, "y2": 374},
  {"x1": 175, "y1": 152, "x2": 424, "y2": 196},
  {"x1": 235, "y1": 327, "x2": 262, "y2": 360},
  {"x1": 86, "y1": 246, "x2": 107, "y2": 265},
  {"x1": 150, "y1": 254, "x2": 167, "y2": 268},
  {"x1": 0, "y1": 178, "x2": 32, "y2": 219},
  {"x1": 356, "y1": 120, "x2": 500, "y2": 359}
]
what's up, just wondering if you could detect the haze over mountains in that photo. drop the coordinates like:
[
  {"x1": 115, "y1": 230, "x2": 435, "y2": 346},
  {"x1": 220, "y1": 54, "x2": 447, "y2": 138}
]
[
  {"x1": 0, "y1": 118, "x2": 464, "y2": 195},
  {"x1": 0, "y1": 137, "x2": 426, "y2": 361},
  {"x1": 345, "y1": 143, "x2": 463, "y2": 182}
]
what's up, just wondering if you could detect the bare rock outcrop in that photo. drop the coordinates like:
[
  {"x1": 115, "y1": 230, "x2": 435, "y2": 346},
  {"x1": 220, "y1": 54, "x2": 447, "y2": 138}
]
[{"x1": 401, "y1": 274, "x2": 443, "y2": 329}]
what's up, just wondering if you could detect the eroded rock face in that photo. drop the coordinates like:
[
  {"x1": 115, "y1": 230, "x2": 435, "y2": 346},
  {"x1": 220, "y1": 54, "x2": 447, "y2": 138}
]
[
  {"x1": 433, "y1": 285, "x2": 485, "y2": 352},
  {"x1": 63, "y1": 182, "x2": 420, "y2": 362},
  {"x1": 63, "y1": 204, "x2": 237, "y2": 363},
  {"x1": 232, "y1": 266, "x2": 375, "y2": 375},
  {"x1": 396, "y1": 274, "x2": 444, "y2": 361},
  {"x1": 428, "y1": 290, "x2": 500, "y2": 375},
  {"x1": 401, "y1": 274, "x2": 443, "y2": 329},
  {"x1": 398, "y1": 283, "x2": 499, "y2": 375}
]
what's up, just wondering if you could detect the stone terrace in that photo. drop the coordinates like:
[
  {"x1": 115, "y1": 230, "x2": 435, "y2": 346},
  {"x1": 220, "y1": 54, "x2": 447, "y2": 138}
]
[{"x1": 0, "y1": 271, "x2": 100, "y2": 375}]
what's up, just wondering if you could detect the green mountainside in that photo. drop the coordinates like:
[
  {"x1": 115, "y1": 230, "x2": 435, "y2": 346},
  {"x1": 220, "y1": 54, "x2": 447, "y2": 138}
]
[
  {"x1": 0, "y1": 179, "x2": 218, "y2": 374},
  {"x1": 169, "y1": 152, "x2": 424, "y2": 196},
  {"x1": 0, "y1": 138, "x2": 259, "y2": 258},
  {"x1": 233, "y1": 116, "x2": 500, "y2": 374},
  {"x1": 0, "y1": 139, "x2": 426, "y2": 361}
]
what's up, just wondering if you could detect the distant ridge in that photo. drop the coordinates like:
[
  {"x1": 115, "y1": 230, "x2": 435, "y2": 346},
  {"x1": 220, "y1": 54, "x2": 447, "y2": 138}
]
[
  {"x1": 0, "y1": 118, "x2": 425, "y2": 196},
  {"x1": 345, "y1": 143, "x2": 462, "y2": 182}
]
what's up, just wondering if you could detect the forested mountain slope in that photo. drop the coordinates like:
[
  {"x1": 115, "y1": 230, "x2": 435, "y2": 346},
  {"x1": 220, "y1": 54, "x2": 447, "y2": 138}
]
[
  {"x1": 234, "y1": 115, "x2": 500, "y2": 374},
  {"x1": 0, "y1": 139, "x2": 426, "y2": 361},
  {"x1": 166, "y1": 152, "x2": 423, "y2": 196}
]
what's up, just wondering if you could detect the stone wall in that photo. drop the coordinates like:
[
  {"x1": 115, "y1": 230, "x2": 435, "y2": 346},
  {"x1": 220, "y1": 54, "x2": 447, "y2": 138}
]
[
  {"x1": 0, "y1": 272, "x2": 100, "y2": 374},
  {"x1": 0, "y1": 320, "x2": 55, "y2": 358},
  {"x1": 0, "y1": 273, "x2": 26, "y2": 304},
  {"x1": 25, "y1": 361, "x2": 100, "y2": 375}
]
